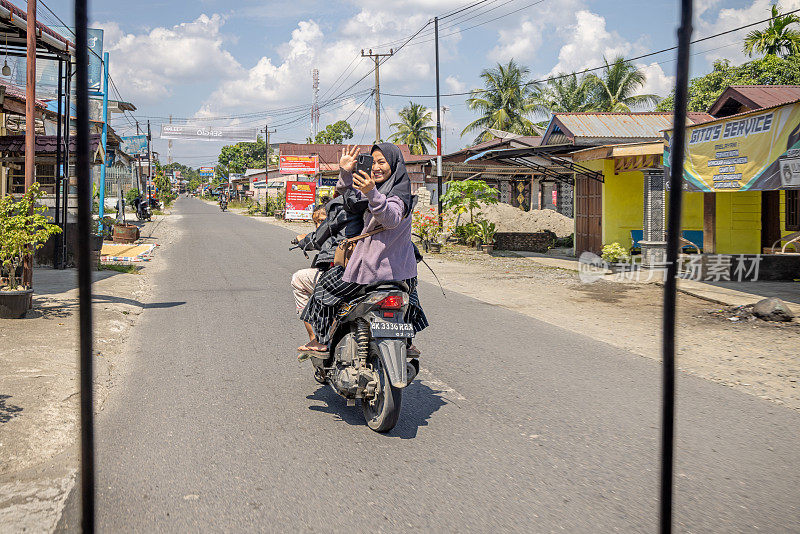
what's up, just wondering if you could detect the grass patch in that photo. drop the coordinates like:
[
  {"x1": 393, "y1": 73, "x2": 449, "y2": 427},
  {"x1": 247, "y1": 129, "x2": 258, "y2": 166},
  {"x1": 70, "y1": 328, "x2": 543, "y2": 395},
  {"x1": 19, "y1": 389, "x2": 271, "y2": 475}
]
[{"x1": 99, "y1": 264, "x2": 141, "y2": 274}]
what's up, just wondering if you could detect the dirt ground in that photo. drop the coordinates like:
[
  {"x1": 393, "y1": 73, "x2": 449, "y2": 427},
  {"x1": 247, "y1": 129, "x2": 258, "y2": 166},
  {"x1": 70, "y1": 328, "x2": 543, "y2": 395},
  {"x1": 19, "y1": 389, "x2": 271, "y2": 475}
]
[
  {"x1": 0, "y1": 214, "x2": 179, "y2": 532},
  {"x1": 417, "y1": 246, "x2": 800, "y2": 412}
]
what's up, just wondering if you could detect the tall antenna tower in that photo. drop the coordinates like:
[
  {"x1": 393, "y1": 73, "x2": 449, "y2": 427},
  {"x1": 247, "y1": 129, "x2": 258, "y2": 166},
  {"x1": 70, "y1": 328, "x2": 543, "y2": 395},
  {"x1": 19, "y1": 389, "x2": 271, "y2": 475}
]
[{"x1": 311, "y1": 68, "x2": 320, "y2": 139}]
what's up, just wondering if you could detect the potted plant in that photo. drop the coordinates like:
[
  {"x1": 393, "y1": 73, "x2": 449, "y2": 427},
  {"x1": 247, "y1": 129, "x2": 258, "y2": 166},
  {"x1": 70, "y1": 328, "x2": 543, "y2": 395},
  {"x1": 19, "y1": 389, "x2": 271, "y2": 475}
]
[
  {"x1": 412, "y1": 207, "x2": 439, "y2": 252},
  {"x1": 477, "y1": 220, "x2": 496, "y2": 253},
  {"x1": 0, "y1": 183, "x2": 62, "y2": 318},
  {"x1": 601, "y1": 242, "x2": 631, "y2": 272}
]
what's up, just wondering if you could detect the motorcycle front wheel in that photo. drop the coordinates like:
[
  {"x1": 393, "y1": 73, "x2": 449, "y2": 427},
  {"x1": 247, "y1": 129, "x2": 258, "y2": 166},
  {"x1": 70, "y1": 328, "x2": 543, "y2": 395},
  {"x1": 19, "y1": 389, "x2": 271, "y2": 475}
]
[{"x1": 362, "y1": 352, "x2": 402, "y2": 433}]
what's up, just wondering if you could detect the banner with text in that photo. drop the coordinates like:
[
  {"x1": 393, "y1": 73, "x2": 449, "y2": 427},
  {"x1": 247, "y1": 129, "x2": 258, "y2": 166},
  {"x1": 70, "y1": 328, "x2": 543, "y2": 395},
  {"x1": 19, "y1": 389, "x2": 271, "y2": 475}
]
[
  {"x1": 665, "y1": 101, "x2": 800, "y2": 191},
  {"x1": 279, "y1": 155, "x2": 319, "y2": 175},
  {"x1": 160, "y1": 124, "x2": 258, "y2": 142},
  {"x1": 285, "y1": 181, "x2": 316, "y2": 221},
  {"x1": 120, "y1": 135, "x2": 148, "y2": 156}
]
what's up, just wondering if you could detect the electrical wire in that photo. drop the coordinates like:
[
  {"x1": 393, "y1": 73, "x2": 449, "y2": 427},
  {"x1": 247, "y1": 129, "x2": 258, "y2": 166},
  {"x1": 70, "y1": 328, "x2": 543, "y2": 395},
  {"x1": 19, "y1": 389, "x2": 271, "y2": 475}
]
[{"x1": 382, "y1": 6, "x2": 800, "y2": 99}]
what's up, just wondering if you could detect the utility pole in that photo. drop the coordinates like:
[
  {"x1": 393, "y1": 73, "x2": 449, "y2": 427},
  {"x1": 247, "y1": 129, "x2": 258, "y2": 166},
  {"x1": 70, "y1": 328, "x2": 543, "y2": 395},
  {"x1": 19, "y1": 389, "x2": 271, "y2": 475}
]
[
  {"x1": 262, "y1": 123, "x2": 276, "y2": 212},
  {"x1": 361, "y1": 48, "x2": 393, "y2": 143},
  {"x1": 146, "y1": 120, "x2": 152, "y2": 201},
  {"x1": 168, "y1": 114, "x2": 173, "y2": 165},
  {"x1": 23, "y1": 0, "x2": 36, "y2": 289},
  {"x1": 54, "y1": 59, "x2": 63, "y2": 269},
  {"x1": 135, "y1": 120, "x2": 143, "y2": 194},
  {"x1": 98, "y1": 53, "x2": 109, "y2": 231},
  {"x1": 434, "y1": 16, "x2": 443, "y2": 229},
  {"x1": 311, "y1": 69, "x2": 320, "y2": 139}
]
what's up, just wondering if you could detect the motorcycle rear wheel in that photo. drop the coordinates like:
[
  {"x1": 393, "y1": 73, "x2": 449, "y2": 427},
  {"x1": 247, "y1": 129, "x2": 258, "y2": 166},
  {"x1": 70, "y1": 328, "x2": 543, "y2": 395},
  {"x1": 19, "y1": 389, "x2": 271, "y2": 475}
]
[{"x1": 362, "y1": 352, "x2": 402, "y2": 433}]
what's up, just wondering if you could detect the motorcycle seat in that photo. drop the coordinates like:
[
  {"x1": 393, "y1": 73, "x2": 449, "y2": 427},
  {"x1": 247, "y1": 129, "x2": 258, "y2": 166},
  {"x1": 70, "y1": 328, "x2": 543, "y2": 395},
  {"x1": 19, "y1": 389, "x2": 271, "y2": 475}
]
[{"x1": 361, "y1": 281, "x2": 409, "y2": 294}]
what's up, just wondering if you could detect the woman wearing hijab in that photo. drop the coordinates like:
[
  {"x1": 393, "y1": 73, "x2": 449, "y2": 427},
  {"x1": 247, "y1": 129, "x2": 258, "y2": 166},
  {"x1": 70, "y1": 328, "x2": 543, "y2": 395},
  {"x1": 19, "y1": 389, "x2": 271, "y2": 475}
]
[{"x1": 300, "y1": 143, "x2": 428, "y2": 354}]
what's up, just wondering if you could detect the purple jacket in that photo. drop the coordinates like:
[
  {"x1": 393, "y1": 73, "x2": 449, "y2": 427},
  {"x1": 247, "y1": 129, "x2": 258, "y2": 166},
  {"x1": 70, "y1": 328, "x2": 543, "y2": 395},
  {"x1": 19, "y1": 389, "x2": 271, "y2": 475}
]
[{"x1": 336, "y1": 170, "x2": 417, "y2": 284}]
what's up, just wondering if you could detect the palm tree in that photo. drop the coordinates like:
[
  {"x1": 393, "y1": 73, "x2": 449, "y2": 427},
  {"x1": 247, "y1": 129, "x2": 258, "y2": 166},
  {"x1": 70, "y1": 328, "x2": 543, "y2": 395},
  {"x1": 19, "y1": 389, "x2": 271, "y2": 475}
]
[
  {"x1": 532, "y1": 72, "x2": 597, "y2": 114},
  {"x1": 586, "y1": 56, "x2": 659, "y2": 112},
  {"x1": 461, "y1": 60, "x2": 539, "y2": 144},
  {"x1": 389, "y1": 102, "x2": 435, "y2": 155},
  {"x1": 744, "y1": 4, "x2": 800, "y2": 58}
]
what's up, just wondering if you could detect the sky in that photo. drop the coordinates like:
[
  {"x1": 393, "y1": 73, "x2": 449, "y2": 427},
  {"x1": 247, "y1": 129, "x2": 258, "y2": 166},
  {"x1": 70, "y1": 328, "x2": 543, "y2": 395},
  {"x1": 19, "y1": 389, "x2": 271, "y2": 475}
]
[{"x1": 37, "y1": 0, "x2": 800, "y2": 168}]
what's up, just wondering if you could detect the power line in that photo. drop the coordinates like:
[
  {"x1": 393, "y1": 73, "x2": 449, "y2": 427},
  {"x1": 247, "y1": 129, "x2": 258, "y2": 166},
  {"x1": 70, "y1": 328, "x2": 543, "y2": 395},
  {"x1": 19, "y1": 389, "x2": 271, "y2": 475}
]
[{"x1": 382, "y1": 6, "x2": 800, "y2": 99}]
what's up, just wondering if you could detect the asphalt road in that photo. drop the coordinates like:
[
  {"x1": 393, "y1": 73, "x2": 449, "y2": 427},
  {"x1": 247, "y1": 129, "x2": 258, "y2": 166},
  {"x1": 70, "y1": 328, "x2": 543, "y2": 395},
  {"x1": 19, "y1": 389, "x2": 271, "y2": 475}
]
[{"x1": 58, "y1": 197, "x2": 800, "y2": 532}]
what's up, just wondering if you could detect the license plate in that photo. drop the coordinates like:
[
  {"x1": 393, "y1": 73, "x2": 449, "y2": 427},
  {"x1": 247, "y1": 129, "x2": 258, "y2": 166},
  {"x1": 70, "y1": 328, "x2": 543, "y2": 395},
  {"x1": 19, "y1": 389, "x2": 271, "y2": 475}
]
[{"x1": 370, "y1": 321, "x2": 415, "y2": 338}]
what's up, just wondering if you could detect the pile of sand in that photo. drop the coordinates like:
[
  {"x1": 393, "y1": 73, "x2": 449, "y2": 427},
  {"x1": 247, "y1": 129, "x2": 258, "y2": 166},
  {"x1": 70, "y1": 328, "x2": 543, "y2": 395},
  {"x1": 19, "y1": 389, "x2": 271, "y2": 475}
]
[{"x1": 465, "y1": 202, "x2": 574, "y2": 237}]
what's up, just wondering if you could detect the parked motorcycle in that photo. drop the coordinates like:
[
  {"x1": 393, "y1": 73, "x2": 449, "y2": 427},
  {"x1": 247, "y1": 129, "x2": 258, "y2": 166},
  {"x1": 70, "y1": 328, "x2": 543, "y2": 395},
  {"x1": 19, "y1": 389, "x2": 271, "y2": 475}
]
[
  {"x1": 291, "y1": 241, "x2": 419, "y2": 432},
  {"x1": 133, "y1": 195, "x2": 152, "y2": 221}
]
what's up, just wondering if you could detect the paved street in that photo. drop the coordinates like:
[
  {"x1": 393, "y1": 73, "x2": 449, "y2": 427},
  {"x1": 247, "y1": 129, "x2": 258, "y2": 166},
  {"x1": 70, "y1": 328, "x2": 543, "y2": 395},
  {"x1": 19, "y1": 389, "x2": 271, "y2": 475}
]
[{"x1": 58, "y1": 197, "x2": 800, "y2": 532}]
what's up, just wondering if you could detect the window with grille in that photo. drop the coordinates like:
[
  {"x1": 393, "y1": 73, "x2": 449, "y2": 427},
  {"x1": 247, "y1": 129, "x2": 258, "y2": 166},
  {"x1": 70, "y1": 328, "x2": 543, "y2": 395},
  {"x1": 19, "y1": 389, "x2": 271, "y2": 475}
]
[
  {"x1": 10, "y1": 163, "x2": 57, "y2": 195},
  {"x1": 787, "y1": 190, "x2": 800, "y2": 231}
]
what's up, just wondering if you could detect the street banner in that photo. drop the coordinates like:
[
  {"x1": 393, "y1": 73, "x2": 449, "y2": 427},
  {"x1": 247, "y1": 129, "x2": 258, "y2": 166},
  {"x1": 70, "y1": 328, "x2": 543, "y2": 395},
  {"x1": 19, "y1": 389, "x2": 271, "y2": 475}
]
[
  {"x1": 665, "y1": 101, "x2": 800, "y2": 191},
  {"x1": 160, "y1": 124, "x2": 258, "y2": 142},
  {"x1": 199, "y1": 167, "x2": 215, "y2": 178},
  {"x1": 229, "y1": 173, "x2": 244, "y2": 182},
  {"x1": 279, "y1": 155, "x2": 319, "y2": 175},
  {"x1": 285, "y1": 181, "x2": 316, "y2": 221},
  {"x1": 120, "y1": 135, "x2": 148, "y2": 156}
]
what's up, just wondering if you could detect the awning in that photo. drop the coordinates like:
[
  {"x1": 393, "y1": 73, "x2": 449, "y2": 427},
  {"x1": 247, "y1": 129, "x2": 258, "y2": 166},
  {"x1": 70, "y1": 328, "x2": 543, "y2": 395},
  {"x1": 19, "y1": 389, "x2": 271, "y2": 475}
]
[{"x1": 467, "y1": 146, "x2": 604, "y2": 184}]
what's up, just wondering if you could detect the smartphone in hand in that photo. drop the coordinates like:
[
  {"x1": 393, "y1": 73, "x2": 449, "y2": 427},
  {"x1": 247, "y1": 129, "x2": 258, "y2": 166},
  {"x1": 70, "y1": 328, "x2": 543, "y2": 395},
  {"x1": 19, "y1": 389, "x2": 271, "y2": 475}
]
[{"x1": 356, "y1": 154, "x2": 373, "y2": 176}]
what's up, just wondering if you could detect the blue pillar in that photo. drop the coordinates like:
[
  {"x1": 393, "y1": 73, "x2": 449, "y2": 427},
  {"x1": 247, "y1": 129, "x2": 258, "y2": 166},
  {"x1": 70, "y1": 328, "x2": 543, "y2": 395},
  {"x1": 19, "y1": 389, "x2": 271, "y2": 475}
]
[{"x1": 98, "y1": 52, "x2": 109, "y2": 230}]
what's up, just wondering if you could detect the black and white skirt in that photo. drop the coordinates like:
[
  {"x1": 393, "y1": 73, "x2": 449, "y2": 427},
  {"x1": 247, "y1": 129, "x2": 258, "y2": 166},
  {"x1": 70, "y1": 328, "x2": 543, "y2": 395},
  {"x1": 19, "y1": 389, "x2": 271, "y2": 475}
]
[{"x1": 300, "y1": 265, "x2": 429, "y2": 345}]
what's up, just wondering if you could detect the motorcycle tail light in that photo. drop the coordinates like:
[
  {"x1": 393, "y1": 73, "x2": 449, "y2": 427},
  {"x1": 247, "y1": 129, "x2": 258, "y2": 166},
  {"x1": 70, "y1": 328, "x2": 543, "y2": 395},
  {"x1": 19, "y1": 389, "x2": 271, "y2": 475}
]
[{"x1": 378, "y1": 295, "x2": 403, "y2": 309}]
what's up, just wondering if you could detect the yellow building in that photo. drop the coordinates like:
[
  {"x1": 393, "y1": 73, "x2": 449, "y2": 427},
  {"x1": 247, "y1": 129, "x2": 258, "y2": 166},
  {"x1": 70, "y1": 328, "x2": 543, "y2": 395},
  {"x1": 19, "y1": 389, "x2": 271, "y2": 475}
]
[
  {"x1": 572, "y1": 142, "x2": 798, "y2": 257},
  {"x1": 571, "y1": 101, "x2": 800, "y2": 264}
]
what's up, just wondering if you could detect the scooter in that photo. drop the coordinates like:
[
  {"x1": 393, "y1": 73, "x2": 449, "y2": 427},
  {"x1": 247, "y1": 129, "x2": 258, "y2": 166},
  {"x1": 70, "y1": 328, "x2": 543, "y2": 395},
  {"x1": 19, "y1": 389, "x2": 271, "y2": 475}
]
[
  {"x1": 291, "y1": 241, "x2": 419, "y2": 433},
  {"x1": 133, "y1": 195, "x2": 152, "y2": 221}
]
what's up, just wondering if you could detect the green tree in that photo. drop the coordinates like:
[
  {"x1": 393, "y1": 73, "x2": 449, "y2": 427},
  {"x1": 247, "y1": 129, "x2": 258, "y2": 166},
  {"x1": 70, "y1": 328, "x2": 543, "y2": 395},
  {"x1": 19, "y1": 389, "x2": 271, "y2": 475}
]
[
  {"x1": 532, "y1": 72, "x2": 597, "y2": 114},
  {"x1": 441, "y1": 179, "x2": 499, "y2": 225},
  {"x1": 0, "y1": 183, "x2": 61, "y2": 289},
  {"x1": 218, "y1": 136, "x2": 268, "y2": 174},
  {"x1": 309, "y1": 120, "x2": 354, "y2": 144},
  {"x1": 163, "y1": 162, "x2": 200, "y2": 184},
  {"x1": 389, "y1": 102, "x2": 435, "y2": 155},
  {"x1": 586, "y1": 56, "x2": 659, "y2": 112},
  {"x1": 462, "y1": 60, "x2": 539, "y2": 144},
  {"x1": 744, "y1": 3, "x2": 800, "y2": 58},
  {"x1": 656, "y1": 55, "x2": 800, "y2": 112}
]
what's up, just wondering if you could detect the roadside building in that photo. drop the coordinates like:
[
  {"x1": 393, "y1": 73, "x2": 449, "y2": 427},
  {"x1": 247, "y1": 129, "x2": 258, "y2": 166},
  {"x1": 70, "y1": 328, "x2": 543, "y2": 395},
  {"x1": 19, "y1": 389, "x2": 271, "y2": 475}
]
[
  {"x1": 532, "y1": 112, "x2": 711, "y2": 255},
  {"x1": 418, "y1": 133, "x2": 542, "y2": 209},
  {"x1": 566, "y1": 89, "x2": 800, "y2": 276}
]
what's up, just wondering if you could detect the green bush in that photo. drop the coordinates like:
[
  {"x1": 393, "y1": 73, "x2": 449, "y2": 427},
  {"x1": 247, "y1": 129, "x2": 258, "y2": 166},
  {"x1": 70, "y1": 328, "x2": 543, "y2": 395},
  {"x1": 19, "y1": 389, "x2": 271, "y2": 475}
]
[
  {"x1": 601, "y1": 242, "x2": 629, "y2": 263},
  {"x1": 0, "y1": 183, "x2": 62, "y2": 289}
]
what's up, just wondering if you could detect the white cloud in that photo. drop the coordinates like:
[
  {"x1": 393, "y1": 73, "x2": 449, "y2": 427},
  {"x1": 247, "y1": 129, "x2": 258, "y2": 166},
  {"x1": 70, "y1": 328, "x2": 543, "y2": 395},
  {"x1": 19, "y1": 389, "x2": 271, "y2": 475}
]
[
  {"x1": 548, "y1": 10, "x2": 633, "y2": 76},
  {"x1": 97, "y1": 14, "x2": 241, "y2": 104},
  {"x1": 637, "y1": 62, "x2": 674, "y2": 99},
  {"x1": 540, "y1": 10, "x2": 674, "y2": 100},
  {"x1": 696, "y1": 0, "x2": 800, "y2": 65},
  {"x1": 488, "y1": 19, "x2": 539, "y2": 62},
  {"x1": 445, "y1": 75, "x2": 466, "y2": 93}
]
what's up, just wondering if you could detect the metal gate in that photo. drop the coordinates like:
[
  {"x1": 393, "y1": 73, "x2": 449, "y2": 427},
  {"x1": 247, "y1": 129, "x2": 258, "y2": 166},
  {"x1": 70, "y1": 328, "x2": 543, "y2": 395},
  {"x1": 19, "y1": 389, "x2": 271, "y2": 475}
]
[{"x1": 575, "y1": 175, "x2": 602, "y2": 255}]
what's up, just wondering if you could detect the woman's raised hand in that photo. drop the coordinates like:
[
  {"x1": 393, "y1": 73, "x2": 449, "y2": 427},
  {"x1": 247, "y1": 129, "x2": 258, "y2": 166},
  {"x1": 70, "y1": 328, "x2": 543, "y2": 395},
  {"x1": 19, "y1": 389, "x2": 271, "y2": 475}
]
[{"x1": 339, "y1": 145, "x2": 360, "y2": 173}]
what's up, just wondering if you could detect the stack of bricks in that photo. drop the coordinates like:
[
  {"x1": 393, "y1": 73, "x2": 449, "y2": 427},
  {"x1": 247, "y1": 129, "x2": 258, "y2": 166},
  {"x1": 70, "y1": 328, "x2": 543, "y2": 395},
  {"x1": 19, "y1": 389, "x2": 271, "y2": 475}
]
[{"x1": 494, "y1": 232, "x2": 553, "y2": 253}]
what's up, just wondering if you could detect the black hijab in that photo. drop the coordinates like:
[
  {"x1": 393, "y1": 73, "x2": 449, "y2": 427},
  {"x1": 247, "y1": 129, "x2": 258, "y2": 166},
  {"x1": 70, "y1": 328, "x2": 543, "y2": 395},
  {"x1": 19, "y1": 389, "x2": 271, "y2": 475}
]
[{"x1": 372, "y1": 142, "x2": 413, "y2": 217}]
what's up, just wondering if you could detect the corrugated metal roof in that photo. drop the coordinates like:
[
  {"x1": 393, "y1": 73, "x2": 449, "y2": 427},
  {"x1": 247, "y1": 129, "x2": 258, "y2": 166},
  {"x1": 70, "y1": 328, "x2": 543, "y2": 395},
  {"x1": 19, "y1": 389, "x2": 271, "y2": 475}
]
[
  {"x1": 726, "y1": 85, "x2": 800, "y2": 109},
  {"x1": 552, "y1": 112, "x2": 684, "y2": 140}
]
